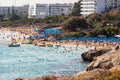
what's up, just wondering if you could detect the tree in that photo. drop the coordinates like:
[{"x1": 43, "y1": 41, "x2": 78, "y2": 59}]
[
  {"x1": 87, "y1": 13, "x2": 102, "y2": 23},
  {"x1": 0, "y1": 14, "x2": 4, "y2": 21},
  {"x1": 71, "y1": 0, "x2": 81, "y2": 16},
  {"x1": 62, "y1": 16, "x2": 88, "y2": 32},
  {"x1": 95, "y1": 26, "x2": 119, "y2": 37},
  {"x1": 8, "y1": 6, "x2": 21, "y2": 21},
  {"x1": 7, "y1": 7, "x2": 11, "y2": 17},
  {"x1": 9, "y1": 14, "x2": 21, "y2": 21}
]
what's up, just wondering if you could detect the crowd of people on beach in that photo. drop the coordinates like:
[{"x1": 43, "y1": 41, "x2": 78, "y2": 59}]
[
  {"x1": 44, "y1": 40, "x2": 120, "y2": 52},
  {"x1": 0, "y1": 27, "x2": 33, "y2": 44},
  {"x1": 0, "y1": 27, "x2": 119, "y2": 52}
]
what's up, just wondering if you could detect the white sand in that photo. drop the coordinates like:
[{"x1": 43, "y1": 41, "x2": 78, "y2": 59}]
[{"x1": 0, "y1": 30, "x2": 29, "y2": 44}]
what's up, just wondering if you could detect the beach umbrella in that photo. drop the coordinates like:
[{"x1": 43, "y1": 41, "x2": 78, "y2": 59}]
[
  {"x1": 34, "y1": 35, "x2": 39, "y2": 39},
  {"x1": 28, "y1": 36, "x2": 32, "y2": 39}
]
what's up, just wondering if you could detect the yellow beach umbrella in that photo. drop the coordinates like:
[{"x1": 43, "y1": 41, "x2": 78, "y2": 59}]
[{"x1": 17, "y1": 37, "x2": 21, "y2": 43}]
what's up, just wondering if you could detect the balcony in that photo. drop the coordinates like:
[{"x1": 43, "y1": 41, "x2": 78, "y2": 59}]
[
  {"x1": 81, "y1": 5, "x2": 96, "y2": 7},
  {"x1": 81, "y1": 12, "x2": 94, "y2": 15},
  {"x1": 81, "y1": 8, "x2": 95, "y2": 11},
  {"x1": 81, "y1": 1, "x2": 96, "y2": 4}
]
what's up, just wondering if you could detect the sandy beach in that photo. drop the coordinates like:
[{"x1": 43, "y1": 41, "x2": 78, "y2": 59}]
[
  {"x1": 0, "y1": 27, "x2": 119, "y2": 51},
  {"x1": 38, "y1": 40, "x2": 120, "y2": 51}
]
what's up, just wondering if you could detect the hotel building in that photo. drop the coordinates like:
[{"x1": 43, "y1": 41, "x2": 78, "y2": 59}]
[
  {"x1": 117, "y1": 0, "x2": 120, "y2": 7},
  {"x1": 0, "y1": 5, "x2": 28, "y2": 17},
  {"x1": 80, "y1": 0, "x2": 120, "y2": 16},
  {"x1": 28, "y1": 3, "x2": 73, "y2": 19},
  {"x1": 28, "y1": 4, "x2": 49, "y2": 19}
]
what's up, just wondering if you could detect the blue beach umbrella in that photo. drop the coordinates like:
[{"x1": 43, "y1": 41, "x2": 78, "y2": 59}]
[
  {"x1": 34, "y1": 35, "x2": 39, "y2": 39},
  {"x1": 28, "y1": 36, "x2": 32, "y2": 39}
]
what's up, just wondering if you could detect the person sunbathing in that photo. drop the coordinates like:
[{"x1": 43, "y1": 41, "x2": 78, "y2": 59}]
[{"x1": 115, "y1": 44, "x2": 119, "y2": 50}]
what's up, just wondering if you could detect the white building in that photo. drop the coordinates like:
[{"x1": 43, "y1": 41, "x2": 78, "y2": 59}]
[
  {"x1": 28, "y1": 3, "x2": 73, "y2": 19},
  {"x1": 49, "y1": 4, "x2": 73, "y2": 16},
  {"x1": 28, "y1": 4, "x2": 49, "y2": 19},
  {"x1": 80, "y1": 0, "x2": 120, "y2": 16},
  {"x1": 106, "y1": 0, "x2": 117, "y2": 9},
  {"x1": 117, "y1": 0, "x2": 120, "y2": 7},
  {"x1": 0, "y1": 5, "x2": 28, "y2": 17}
]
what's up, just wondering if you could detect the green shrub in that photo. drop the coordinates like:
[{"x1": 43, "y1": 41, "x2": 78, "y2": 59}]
[
  {"x1": 28, "y1": 41, "x2": 33, "y2": 44},
  {"x1": 62, "y1": 31, "x2": 86, "y2": 38},
  {"x1": 1, "y1": 21, "x2": 13, "y2": 27}
]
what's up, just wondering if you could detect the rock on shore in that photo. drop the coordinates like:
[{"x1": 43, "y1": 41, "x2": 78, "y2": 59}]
[
  {"x1": 81, "y1": 48, "x2": 111, "y2": 62},
  {"x1": 14, "y1": 69, "x2": 111, "y2": 80},
  {"x1": 15, "y1": 66, "x2": 120, "y2": 80},
  {"x1": 87, "y1": 50, "x2": 120, "y2": 71}
]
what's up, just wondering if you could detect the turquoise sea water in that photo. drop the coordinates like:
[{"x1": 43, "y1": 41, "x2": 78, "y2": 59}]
[{"x1": 0, "y1": 44, "x2": 93, "y2": 80}]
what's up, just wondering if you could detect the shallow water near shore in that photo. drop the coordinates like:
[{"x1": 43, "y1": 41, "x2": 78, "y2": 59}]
[{"x1": 0, "y1": 44, "x2": 93, "y2": 80}]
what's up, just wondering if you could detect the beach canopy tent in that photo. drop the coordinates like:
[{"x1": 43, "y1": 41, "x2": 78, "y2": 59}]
[
  {"x1": 29, "y1": 28, "x2": 62, "y2": 39},
  {"x1": 44, "y1": 28, "x2": 62, "y2": 36},
  {"x1": 34, "y1": 35, "x2": 39, "y2": 39},
  {"x1": 57, "y1": 37, "x2": 120, "y2": 42},
  {"x1": 34, "y1": 29, "x2": 40, "y2": 33},
  {"x1": 28, "y1": 28, "x2": 62, "y2": 39},
  {"x1": 37, "y1": 28, "x2": 62, "y2": 38}
]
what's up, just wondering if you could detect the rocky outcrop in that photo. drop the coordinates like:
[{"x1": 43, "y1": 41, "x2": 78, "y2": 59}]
[
  {"x1": 14, "y1": 76, "x2": 57, "y2": 80},
  {"x1": 87, "y1": 50, "x2": 120, "y2": 71},
  {"x1": 110, "y1": 65, "x2": 120, "y2": 72},
  {"x1": 72, "y1": 69, "x2": 110, "y2": 80},
  {"x1": 14, "y1": 69, "x2": 111, "y2": 80},
  {"x1": 81, "y1": 49, "x2": 111, "y2": 62},
  {"x1": 14, "y1": 78, "x2": 23, "y2": 80}
]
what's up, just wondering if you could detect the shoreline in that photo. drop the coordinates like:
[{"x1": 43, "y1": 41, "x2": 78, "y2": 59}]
[
  {"x1": 36, "y1": 40, "x2": 114, "y2": 50},
  {"x1": 0, "y1": 27, "x2": 119, "y2": 51},
  {"x1": 0, "y1": 27, "x2": 120, "y2": 80}
]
